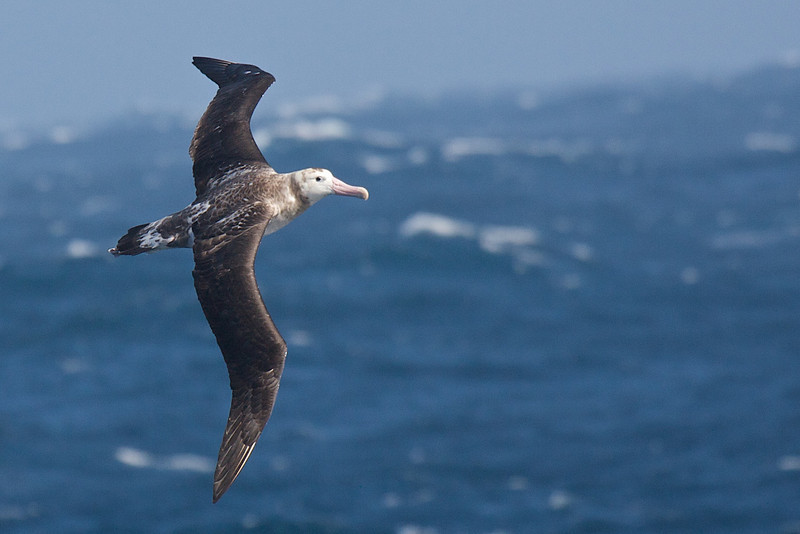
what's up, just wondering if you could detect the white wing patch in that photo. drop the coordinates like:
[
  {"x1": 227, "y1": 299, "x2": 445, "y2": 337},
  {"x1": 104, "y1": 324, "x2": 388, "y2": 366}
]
[
  {"x1": 138, "y1": 221, "x2": 171, "y2": 250},
  {"x1": 138, "y1": 201, "x2": 212, "y2": 252}
]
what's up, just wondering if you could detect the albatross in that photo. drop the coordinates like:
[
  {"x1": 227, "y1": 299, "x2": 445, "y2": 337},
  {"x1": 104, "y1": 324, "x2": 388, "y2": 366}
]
[{"x1": 109, "y1": 57, "x2": 369, "y2": 502}]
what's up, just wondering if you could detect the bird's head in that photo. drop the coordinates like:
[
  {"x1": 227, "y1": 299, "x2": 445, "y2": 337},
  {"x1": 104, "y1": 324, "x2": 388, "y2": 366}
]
[{"x1": 293, "y1": 168, "x2": 369, "y2": 204}]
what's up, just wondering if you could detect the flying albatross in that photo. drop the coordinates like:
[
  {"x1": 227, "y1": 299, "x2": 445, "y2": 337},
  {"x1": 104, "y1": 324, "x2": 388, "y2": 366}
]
[{"x1": 109, "y1": 57, "x2": 369, "y2": 502}]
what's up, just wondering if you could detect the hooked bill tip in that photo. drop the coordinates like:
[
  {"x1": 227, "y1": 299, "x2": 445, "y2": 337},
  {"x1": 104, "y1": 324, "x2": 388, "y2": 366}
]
[{"x1": 331, "y1": 177, "x2": 369, "y2": 200}]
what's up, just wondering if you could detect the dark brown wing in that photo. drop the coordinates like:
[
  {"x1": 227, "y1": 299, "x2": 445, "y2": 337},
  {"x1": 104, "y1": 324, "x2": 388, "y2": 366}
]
[
  {"x1": 190, "y1": 57, "x2": 276, "y2": 196},
  {"x1": 191, "y1": 204, "x2": 286, "y2": 503}
]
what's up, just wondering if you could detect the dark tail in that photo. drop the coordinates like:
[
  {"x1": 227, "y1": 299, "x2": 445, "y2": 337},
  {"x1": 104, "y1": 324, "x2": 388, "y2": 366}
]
[
  {"x1": 109, "y1": 210, "x2": 194, "y2": 257},
  {"x1": 109, "y1": 224, "x2": 151, "y2": 256}
]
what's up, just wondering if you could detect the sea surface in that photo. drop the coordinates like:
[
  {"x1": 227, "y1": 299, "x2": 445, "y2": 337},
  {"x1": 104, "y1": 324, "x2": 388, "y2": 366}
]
[{"x1": 1, "y1": 63, "x2": 799, "y2": 533}]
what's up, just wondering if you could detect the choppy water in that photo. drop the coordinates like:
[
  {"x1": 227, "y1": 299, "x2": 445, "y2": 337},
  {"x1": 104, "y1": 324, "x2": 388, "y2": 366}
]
[{"x1": 1, "y1": 63, "x2": 800, "y2": 533}]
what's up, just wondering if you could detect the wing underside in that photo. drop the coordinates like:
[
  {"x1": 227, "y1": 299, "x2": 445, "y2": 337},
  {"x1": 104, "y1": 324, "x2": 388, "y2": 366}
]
[
  {"x1": 190, "y1": 57, "x2": 276, "y2": 196},
  {"x1": 192, "y1": 212, "x2": 286, "y2": 503}
]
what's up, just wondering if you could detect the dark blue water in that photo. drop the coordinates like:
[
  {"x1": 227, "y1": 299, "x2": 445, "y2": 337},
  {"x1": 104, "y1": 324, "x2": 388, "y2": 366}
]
[{"x1": 1, "y1": 64, "x2": 800, "y2": 533}]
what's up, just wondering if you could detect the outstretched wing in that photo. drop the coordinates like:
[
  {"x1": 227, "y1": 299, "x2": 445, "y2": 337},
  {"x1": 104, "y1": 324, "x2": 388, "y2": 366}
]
[
  {"x1": 191, "y1": 204, "x2": 286, "y2": 503},
  {"x1": 190, "y1": 57, "x2": 276, "y2": 196}
]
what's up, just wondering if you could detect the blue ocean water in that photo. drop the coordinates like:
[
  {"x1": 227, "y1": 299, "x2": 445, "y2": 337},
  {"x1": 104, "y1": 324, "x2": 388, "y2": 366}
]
[{"x1": 1, "y1": 63, "x2": 800, "y2": 533}]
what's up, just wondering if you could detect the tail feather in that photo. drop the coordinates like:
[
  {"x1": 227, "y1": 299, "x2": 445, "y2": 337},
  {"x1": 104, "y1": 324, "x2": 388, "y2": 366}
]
[
  {"x1": 109, "y1": 212, "x2": 194, "y2": 256},
  {"x1": 109, "y1": 223, "x2": 151, "y2": 256},
  {"x1": 110, "y1": 204, "x2": 204, "y2": 257}
]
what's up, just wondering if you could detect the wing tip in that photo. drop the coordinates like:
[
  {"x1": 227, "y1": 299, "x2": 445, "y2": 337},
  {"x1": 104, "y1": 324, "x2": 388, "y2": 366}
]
[
  {"x1": 192, "y1": 56, "x2": 275, "y2": 88},
  {"x1": 212, "y1": 442, "x2": 257, "y2": 503},
  {"x1": 192, "y1": 57, "x2": 232, "y2": 87}
]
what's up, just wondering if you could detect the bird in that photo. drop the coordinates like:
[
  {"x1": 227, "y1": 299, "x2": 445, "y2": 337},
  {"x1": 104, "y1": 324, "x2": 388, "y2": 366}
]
[{"x1": 109, "y1": 57, "x2": 369, "y2": 502}]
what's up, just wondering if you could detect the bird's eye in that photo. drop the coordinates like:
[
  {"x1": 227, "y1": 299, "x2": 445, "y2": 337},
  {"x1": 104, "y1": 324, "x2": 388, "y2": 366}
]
[{"x1": 315, "y1": 176, "x2": 322, "y2": 182}]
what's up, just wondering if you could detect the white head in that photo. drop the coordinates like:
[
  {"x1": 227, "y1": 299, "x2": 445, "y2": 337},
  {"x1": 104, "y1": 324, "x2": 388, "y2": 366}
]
[{"x1": 293, "y1": 168, "x2": 369, "y2": 204}]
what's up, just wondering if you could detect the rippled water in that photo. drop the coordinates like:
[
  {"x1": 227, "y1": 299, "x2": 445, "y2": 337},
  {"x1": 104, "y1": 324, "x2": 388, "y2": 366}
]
[{"x1": 1, "y1": 64, "x2": 799, "y2": 533}]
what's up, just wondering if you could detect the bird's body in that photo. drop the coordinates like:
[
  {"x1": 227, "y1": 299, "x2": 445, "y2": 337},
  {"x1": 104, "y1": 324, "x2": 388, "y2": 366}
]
[
  {"x1": 114, "y1": 164, "x2": 317, "y2": 255},
  {"x1": 110, "y1": 57, "x2": 368, "y2": 502}
]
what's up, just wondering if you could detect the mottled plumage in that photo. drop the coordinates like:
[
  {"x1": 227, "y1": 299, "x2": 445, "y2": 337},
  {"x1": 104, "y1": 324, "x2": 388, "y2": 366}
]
[{"x1": 110, "y1": 57, "x2": 368, "y2": 502}]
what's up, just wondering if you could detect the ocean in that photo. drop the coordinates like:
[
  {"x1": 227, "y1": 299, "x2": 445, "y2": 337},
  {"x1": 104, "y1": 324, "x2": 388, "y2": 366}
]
[{"x1": 1, "y1": 63, "x2": 799, "y2": 533}]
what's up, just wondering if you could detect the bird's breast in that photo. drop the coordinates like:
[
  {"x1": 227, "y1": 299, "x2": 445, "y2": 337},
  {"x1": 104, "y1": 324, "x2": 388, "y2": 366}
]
[{"x1": 262, "y1": 192, "x2": 311, "y2": 236}]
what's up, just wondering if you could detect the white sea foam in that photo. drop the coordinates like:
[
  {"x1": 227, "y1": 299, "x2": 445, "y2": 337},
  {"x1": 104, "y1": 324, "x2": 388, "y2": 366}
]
[
  {"x1": 710, "y1": 227, "x2": 798, "y2": 250},
  {"x1": 778, "y1": 455, "x2": 800, "y2": 471},
  {"x1": 363, "y1": 129, "x2": 404, "y2": 148},
  {"x1": 400, "y1": 212, "x2": 557, "y2": 275},
  {"x1": 478, "y1": 225, "x2": 539, "y2": 254},
  {"x1": 559, "y1": 273, "x2": 583, "y2": 290},
  {"x1": 253, "y1": 117, "x2": 352, "y2": 142},
  {"x1": 442, "y1": 135, "x2": 593, "y2": 163},
  {"x1": 276, "y1": 89, "x2": 385, "y2": 118},
  {"x1": 80, "y1": 195, "x2": 116, "y2": 217},
  {"x1": 382, "y1": 492, "x2": 402, "y2": 508},
  {"x1": 547, "y1": 489, "x2": 573, "y2": 510},
  {"x1": 359, "y1": 145, "x2": 429, "y2": 174},
  {"x1": 512, "y1": 249, "x2": 548, "y2": 271},
  {"x1": 241, "y1": 513, "x2": 260, "y2": 529},
  {"x1": 525, "y1": 137, "x2": 592, "y2": 161},
  {"x1": 60, "y1": 358, "x2": 88, "y2": 375},
  {"x1": 254, "y1": 118, "x2": 351, "y2": 146},
  {"x1": 570, "y1": 242, "x2": 594, "y2": 262},
  {"x1": 277, "y1": 95, "x2": 346, "y2": 118},
  {"x1": 114, "y1": 446, "x2": 214, "y2": 473},
  {"x1": 399, "y1": 212, "x2": 476, "y2": 240},
  {"x1": 744, "y1": 131, "x2": 796, "y2": 153},
  {"x1": 269, "y1": 455, "x2": 291, "y2": 472},
  {"x1": 396, "y1": 524, "x2": 438, "y2": 534},
  {"x1": 162, "y1": 453, "x2": 214, "y2": 473},
  {"x1": 286, "y1": 329, "x2": 313, "y2": 347},
  {"x1": 407, "y1": 146, "x2": 429, "y2": 165},
  {"x1": 252, "y1": 128, "x2": 272, "y2": 149},
  {"x1": 360, "y1": 154, "x2": 394, "y2": 174},
  {"x1": 272, "y1": 117, "x2": 352, "y2": 141},
  {"x1": 441, "y1": 137, "x2": 506, "y2": 162},
  {"x1": 66, "y1": 239, "x2": 99, "y2": 259},
  {"x1": 115, "y1": 446, "x2": 153, "y2": 468},
  {"x1": 49, "y1": 126, "x2": 77, "y2": 145},
  {"x1": 680, "y1": 266, "x2": 700, "y2": 285}
]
